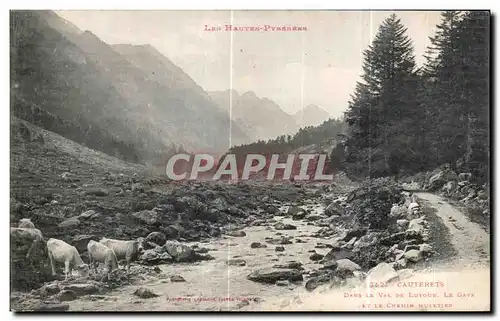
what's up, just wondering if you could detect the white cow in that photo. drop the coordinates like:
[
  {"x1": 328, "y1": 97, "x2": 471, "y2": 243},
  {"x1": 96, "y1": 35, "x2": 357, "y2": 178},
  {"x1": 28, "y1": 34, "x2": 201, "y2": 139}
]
[
  {"x1": 99, "y1": 237, "x2": 143, "y2": 271},
  {"x1": 87, "y1": 240, "x2": 119, "y2": 279},
  {"x1": 46, "y1": 238, "x2": 89, "y2": 280}
]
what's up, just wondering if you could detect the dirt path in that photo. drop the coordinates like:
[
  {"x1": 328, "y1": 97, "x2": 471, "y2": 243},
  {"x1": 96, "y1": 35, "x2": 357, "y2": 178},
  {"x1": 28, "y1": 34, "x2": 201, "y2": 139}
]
[{"x1": 414, "y1": 192, "x2": 490, "y2": 269}]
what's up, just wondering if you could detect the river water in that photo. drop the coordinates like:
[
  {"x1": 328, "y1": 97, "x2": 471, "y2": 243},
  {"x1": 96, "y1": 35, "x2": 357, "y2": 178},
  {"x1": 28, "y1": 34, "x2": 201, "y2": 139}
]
[{"x1": 68, "y1": 202, "x2": 333, "y2": 311}]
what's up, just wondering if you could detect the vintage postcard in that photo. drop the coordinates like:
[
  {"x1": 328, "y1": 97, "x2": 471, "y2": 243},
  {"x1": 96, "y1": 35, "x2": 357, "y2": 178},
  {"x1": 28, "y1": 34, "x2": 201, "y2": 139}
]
[{"x1": 9, "y1": 9, "x2": 490, "y2": 312}]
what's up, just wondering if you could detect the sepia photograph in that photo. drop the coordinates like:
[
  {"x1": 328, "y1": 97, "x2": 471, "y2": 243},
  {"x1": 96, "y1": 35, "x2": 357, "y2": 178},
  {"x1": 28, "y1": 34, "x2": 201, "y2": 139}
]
[{"x1": 9, "y1": 8, "x2": 491, "y2": 312}]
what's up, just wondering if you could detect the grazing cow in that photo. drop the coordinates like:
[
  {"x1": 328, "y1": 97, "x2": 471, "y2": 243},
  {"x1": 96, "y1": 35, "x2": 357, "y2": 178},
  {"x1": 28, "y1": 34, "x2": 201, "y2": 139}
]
[
  {"x1": 87, "y1": 240, "x2": 119, "y2": 279},
  {"x1": 18, "y1": 218, "x2": 36, "y2": 229},
  {"x1": 99, "y1": 237, "x2": 144, "y2": 271},
  {"x1": 46, "y1": 238, "x2": 89, "y2": 280},
  {"x1": 10, "y1": 227, "x2": 44, "y2": 259}
]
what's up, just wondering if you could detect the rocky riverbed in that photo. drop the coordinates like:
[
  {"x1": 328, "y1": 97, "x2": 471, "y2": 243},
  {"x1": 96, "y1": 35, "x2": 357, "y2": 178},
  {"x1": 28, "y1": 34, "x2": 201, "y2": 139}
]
[{"x1": 11, "y1": 175, "x2": 454, "y2": 312}]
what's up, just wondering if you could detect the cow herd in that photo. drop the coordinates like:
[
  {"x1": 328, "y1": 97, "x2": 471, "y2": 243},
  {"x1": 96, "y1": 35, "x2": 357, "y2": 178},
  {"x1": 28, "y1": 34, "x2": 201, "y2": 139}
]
[{"x1": 10, "y1": 218, "x2": 144, "y2": 280}]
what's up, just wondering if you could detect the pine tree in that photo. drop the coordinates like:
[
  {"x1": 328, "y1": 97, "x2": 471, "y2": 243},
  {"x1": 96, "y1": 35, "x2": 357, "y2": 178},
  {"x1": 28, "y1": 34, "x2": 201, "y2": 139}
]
[
  {"x1": 456, "y1": 11, "x2": 490, "y2": 181},
  {"x1": 344, "y1": 13, "x2": 418, "y2": 177},
  {"x1": 421, "y1": 10, "x2": 490, "y2": 180}
]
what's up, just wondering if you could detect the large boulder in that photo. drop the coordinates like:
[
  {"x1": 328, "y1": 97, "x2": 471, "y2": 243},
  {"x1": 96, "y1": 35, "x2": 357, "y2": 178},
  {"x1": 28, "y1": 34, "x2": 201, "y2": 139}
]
[
  {"x1": 274, "y1": 222, "x2": 297, "y2": 230},
  {"x1": 428, "y1": 168, "x2": 458, "y2": 191},
  {"x1": 58, "y1": 217, "x2": 80, "y2": 228},
  {"x1": 365, "y1": 262, "x2": 399, "y2": 284},
  {"x1": 380, "y1": 232, "x2": 406, "y2": 246},
  {"x1": 133, "y1": 287, "x2": 159, "y2": 299},
  {"x1": 305, "y1": 273, "x2": 341, "y2": 292},
  {"x1": 78, "y1": 210, "x2": 101, "y2": 220},
  {"x1": 247, "y1": 268, "x2": 303, "y2": 284},
  {"x1": 404, "y1": 249, "x2": 423, "y2": 263},
  {"x1": 458, "y1": 172, "x2": 472, "y2": 182},
  {"x1": 325, "y1": 202, "x2": 345, "y2": 217},
  {"x1": 145, "y1": 232, "x2": 167, "y2": 246},
  {"x1": 389, "y1": 204, "x2": 407, "y2": 219},
  {"x1": 287, "y1": 206, "x2": 301, "y2": 216},
  {"x1": 273, "y1": 261, "x2": 304, "y2": 270},
  {"x1": 443, "y1": 181, "x2": 458, "y2": 196},
  {"x1": 164, "y1": 224, "x2": 185, "y2": 239},
  {"x1": 131, "y1": 210, "x2": 160, "y2": 225},
  {"x1": 139, "y1": 247, "x2": 173, "y2": 265},
  {"x1": 406, "y1": 217, "x2": 426, "y2": 236},
  {"x1": 61, "y1": 283, "x2": 100, "y2": 296},
  {"x1": 336, "y1": 259, "x2": 361, "y2": 273},
  {"x1": 163, "y1": 241, "x2": 197, "y2": 262}
]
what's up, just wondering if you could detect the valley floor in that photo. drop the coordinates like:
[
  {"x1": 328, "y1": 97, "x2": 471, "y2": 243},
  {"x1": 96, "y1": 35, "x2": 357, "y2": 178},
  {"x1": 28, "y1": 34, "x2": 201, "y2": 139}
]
[{"x1": 58, "y1": 189, "x2": 490, "y2": 312}]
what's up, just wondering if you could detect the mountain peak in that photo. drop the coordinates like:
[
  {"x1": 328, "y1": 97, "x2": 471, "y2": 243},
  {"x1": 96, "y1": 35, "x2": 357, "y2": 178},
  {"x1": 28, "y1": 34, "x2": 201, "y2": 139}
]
[
  {"x1": 241, "y1": 91, "x2": 258, "y2": 99},
  {"x1": 294, "y1": 104, "x2": 330, "y2": 127}
]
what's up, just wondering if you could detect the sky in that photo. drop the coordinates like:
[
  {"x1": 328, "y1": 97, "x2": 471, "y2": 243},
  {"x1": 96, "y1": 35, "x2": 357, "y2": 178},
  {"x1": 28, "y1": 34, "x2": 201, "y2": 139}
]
[{"x1": 56, "y1": 10, "x2": 442, "y2": 118}]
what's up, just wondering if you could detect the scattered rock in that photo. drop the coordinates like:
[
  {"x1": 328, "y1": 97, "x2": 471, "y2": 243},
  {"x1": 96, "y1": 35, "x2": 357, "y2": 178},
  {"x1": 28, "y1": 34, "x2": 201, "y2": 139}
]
[
  {"x1": 61, "y1": 172, "x2": 79, "y2": 183},
  {"x1": 250, "y1": 242, "x2": 266, "y2": 249},
  {"x1": 344, "y1": 237, "x2": 357, "y2": 249},
  {"x1": 133, "y1": 287, "x2": 159, "y2": 299},
  {"x1": 309, "y1": 253, "x2": 324, "y2": 261},
  {"x1": 58, "y1": 217, "x2": 80, "y2": 228},
  {"x1": 228, "y1": 230, "x2": 246, "y2": 237},
  {"x1": 170, "y1": 275, "x2": 186, "y2": 282},
  {"x1": 320, "y1": 260, "x2": 338, "y2": 270},
  {"x1": 336, "y1": 259, "x2": 361, "y2": 272},
  {"x1": 274, "y1": 222, "x2": 297, "y2": 230},
  {"x1": 404, "y1": 250, "x2": 423, "y2": 263},
  {"x1": 396, "y1": 219, "x2": 409, "y2": 229},
  {"x1": 227, "y1": 259, "x2": 246, "y2": 266},
  {"x1": 132, "y1": 210, "x2": 160, "y2": 225},
  {"x1": 265, "y1": 236, "x2": 293, "y2": 245},
  {"x1": 84, "y1": 188, "x2": 109, "y2": 197},
  {"x1": 305, "y1": 274, "x2": 341, "y2": 292},
  {"x1": 287, "y1": 206, "x2": 301, "y2": 216},
  {"x1": 428, "y1": 169, "x2": 458, "y2": 191},
  {"x1": 78, "y1": 210, "x2": 100, "y2": 220},
  {"x1": 325, "y1": 202, "x2": 345, "y2": 216},
  {"x1": 39, "y1": 284, "x2": 61, "y2": 296},
  {"x1": 419, "y1": 243, "x2": 433, "y2": 254},
  {"x1": 343, "y1": 229, "x2": 367, "y2": 241},
  {"x1": 323, "y1": 249, "x2": 353, "y2": 261},
  {"x1": 145, "y1": 232, "x2": 167, "y2": 246},
  {"x1": 273, "y1": 261, "x2": 303, "y2": 270},
  {"x1": 394, "y1": 258, "x2": 407, "y2": 269},
  {"x1": 247, "y1": 268, "x2": 303, "y2": 284},
  {"x1": 57, "y1": 290, "x2": 77, "y2": 302},
  {"x1": 276, "y1": 280, "x2": 290, "y2": 286},
  {"x1": 235, "y1": 300, "x2": 250, "y2": 309},
  {"x1": 275, "y1": 246, "x2": 285, "y2": 252},
  {"x1": 30, "y1": 303, "x2": 70, "y2": 311},
  {"x1": 292, "y1": 212, "x2": 307, "y2": 220},
  {"x1": 366, "y1": 262, "x2": 399, "y2": 285},
  {"x1": 139, "y1": 248, "x2": 173, "y2": 265},
  {"x1": 380, "y1": 232, "x2": 406, "y2": 246},
  {"x1": 61, "y1": 283, "x2": 99, "y2": 296},
  {"x1": 305, "y1": 214, "x2": 323, "y2": 222},
  {"x1": 164, "y1": 241, "x2": 197, "y2": 262}
]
